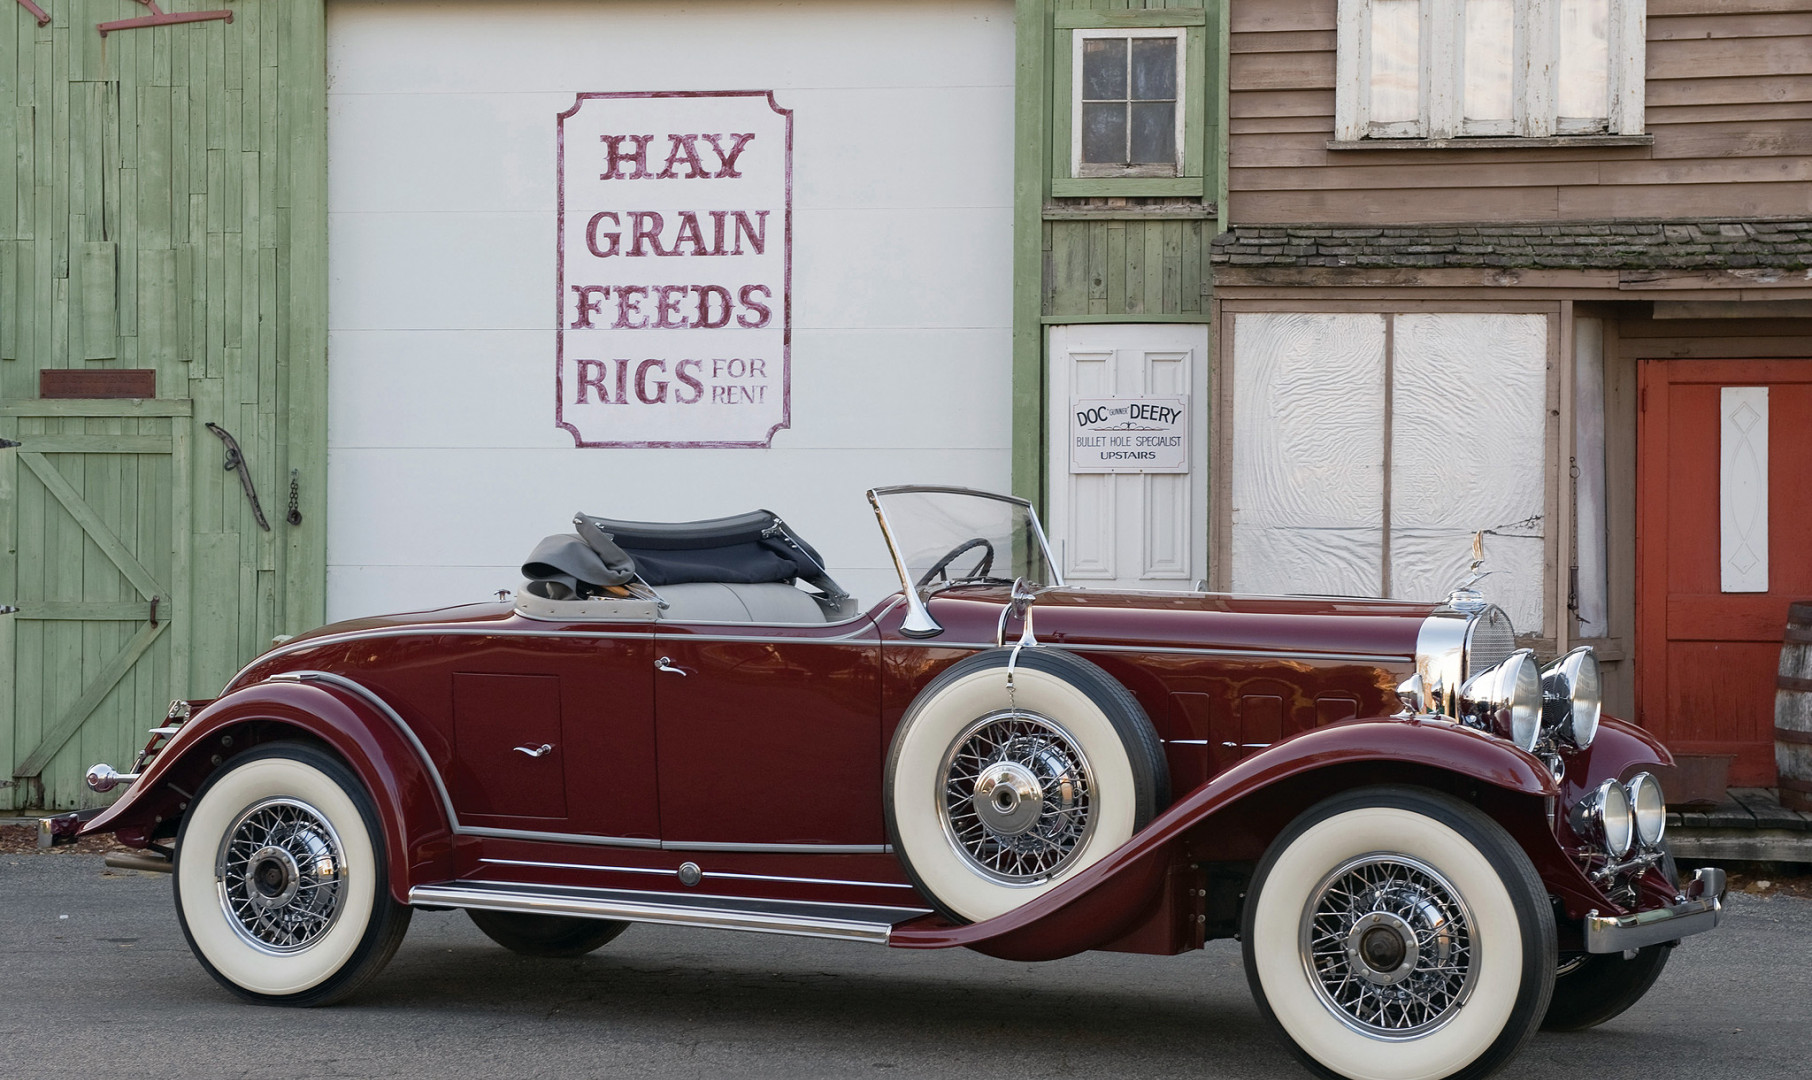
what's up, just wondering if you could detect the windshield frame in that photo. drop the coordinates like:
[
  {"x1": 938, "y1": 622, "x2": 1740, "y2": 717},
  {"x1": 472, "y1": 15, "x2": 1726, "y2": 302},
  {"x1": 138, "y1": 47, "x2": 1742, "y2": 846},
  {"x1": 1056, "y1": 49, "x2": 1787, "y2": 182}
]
[{"x1": 866, "y1": 485, "x2": 1064, "y2": 638}]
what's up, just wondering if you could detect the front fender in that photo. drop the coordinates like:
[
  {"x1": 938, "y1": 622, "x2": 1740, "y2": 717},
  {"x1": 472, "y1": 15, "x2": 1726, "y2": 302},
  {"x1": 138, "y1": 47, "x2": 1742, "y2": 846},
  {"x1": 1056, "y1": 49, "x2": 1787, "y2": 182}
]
[
  {"x1": 79, "y1": 678, "x2": 456, "y2": 903},
  {"x1": 889, "y1": 716, "x2": 1559, "y2": 960}
]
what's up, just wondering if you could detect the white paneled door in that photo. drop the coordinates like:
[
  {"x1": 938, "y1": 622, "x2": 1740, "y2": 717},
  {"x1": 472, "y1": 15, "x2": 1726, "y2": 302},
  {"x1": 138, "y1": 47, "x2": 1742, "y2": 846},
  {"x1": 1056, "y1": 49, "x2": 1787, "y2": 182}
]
[{"x1": 1046, "y1": 324, "x2": 1209, "y2": 590}]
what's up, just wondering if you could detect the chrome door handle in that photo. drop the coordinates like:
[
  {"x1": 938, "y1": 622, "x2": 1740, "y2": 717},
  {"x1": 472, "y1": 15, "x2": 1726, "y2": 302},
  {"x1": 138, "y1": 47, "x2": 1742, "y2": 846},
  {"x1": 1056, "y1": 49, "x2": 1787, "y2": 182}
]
[
  {"x1": 655, "y1": 656, "x2": 688, "y2": 677},
  {"x1": 513, "y1": 744, "x2": 553, "y2": 758}
]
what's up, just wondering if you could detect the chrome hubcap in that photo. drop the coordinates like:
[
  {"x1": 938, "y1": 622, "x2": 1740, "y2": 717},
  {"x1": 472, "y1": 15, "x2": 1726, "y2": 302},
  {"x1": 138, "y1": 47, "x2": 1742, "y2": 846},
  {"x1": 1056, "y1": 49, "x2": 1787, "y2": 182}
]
[
  {"x1": 939, "y1": 711, "x2": 1093, "y2": 885},
  {"x1": 215, "y1": 797, "x2": 347, "y2": 954},
  {"x1": 1300, "y1": 854, "x2": 1477, "y2": 1039}
]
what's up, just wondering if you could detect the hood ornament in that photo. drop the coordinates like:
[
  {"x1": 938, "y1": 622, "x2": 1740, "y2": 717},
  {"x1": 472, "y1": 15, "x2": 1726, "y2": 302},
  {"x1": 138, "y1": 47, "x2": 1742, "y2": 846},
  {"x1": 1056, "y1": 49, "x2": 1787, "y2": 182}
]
[{"x1": 1445, "y1": 531, "x2": 1495, "y2": 614}]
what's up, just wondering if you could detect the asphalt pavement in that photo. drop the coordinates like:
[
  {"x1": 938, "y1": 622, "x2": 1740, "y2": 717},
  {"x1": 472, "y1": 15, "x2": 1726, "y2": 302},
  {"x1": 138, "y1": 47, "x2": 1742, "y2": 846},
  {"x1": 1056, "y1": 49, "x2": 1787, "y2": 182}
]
[{"x1": 1, "y1": 852, "x2": 1804, "y2": 1080}]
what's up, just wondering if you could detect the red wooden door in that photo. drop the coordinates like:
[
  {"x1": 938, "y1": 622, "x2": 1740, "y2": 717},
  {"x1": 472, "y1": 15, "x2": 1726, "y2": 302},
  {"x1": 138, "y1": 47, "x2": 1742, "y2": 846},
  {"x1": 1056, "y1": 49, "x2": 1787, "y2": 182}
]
[{"x1": 1637, "y1": 359, "x2": 1812, "y2": 786}]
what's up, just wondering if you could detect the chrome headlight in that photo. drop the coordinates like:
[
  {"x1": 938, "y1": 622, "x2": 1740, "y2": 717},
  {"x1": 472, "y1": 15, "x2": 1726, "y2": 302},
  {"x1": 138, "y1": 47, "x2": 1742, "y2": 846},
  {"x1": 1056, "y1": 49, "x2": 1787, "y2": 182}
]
[
  {"x1": 1540, "y1": 646, "x2": 1601, "y2": 749},
  {"x1": 1458, "y1": 648, "x2": 1543, "y2": 752},
  {"x1": 1627, "y1": 772, "x2": 1666, "y2": 849},
  {"x1": 1572, "y1": 778, "x2": 1635, "y2": 858}
]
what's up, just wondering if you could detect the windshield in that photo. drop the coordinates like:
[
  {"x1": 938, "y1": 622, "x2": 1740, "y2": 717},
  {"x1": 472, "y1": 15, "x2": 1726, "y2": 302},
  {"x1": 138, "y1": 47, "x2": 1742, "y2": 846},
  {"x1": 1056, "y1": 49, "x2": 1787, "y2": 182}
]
[{"x1": 868, "y1": 487, "x2": 1061, "y2": 596}]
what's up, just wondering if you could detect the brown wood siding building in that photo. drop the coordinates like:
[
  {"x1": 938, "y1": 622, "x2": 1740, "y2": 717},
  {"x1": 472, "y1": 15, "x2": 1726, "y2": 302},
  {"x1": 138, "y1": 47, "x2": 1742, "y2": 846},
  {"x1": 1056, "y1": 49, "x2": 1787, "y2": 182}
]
[
  {"x1": 1210, "y1": 0, "x2": 1812, "y2": 791},
  {"x1": 1227, "y1": 0, "x2": 1812, "y2": 224}
]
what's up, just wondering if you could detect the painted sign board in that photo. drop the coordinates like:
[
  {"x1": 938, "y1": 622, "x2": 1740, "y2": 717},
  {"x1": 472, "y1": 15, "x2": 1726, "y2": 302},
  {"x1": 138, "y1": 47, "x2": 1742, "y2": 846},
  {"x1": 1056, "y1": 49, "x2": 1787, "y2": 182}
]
[
  {"x1": 557, "y1": 91, "x2": 792, "y2": 447},
  {"x1": 1069, "y1": 396, "x2": 1189, "y2": 473}
]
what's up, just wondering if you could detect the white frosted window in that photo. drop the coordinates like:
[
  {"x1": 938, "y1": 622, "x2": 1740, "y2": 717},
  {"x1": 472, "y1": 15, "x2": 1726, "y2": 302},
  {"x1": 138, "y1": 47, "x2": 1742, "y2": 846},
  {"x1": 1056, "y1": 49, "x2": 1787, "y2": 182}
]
[
  {"x1": 1233, "y1": 312, "x2": 1550, "y2": 634},
  {"x1": 1369, "y1": 0, "x2": 1422, "y2": 129},
  {"x1": 1721, "y1": 387, "x2": 1769, "y2": 593},
  {"x1": 1231, "y1": 314, "x2": 1387, "y2": 598},
  {"x1": 1390, "y1": 314, "x2": 1548, "y2": 632},
  {"x1": 1573, "y1": 317, "x2": 1609, "y2": 636},
  {"x1": 1556, "y1": 0, "x2": 1611, "y2": 129},
  {"x1": 1462, "y1": 0, "x2": 1514, "y2": 131}
]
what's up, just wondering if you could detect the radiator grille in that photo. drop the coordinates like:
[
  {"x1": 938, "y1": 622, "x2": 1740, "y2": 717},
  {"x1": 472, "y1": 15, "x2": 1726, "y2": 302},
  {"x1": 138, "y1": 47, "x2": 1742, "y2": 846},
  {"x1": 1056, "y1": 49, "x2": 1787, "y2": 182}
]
[{"x1": 1464, "y1": 606, "x2": 1516, "y2": 680}]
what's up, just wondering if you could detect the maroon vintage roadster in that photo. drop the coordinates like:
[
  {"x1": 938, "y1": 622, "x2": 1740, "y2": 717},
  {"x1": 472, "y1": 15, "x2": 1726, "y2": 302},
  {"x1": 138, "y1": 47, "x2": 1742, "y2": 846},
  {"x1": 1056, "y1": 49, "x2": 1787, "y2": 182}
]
[{"x1": 46, "y1": 486, "x2": 1723, "y2": 1080}]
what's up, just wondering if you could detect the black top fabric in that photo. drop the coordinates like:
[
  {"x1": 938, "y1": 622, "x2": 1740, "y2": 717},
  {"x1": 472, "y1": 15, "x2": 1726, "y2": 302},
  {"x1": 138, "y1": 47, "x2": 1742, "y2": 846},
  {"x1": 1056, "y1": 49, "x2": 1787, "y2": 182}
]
[
  {"x1": 521, "y1": 533, "x2": 635, "y2": 599},
  {"x1": 576, "y1": 510, "x2": 835, "y2": 589},
  {"x1": 521, "y1": 509, "x2": 848, "y2": 600}
]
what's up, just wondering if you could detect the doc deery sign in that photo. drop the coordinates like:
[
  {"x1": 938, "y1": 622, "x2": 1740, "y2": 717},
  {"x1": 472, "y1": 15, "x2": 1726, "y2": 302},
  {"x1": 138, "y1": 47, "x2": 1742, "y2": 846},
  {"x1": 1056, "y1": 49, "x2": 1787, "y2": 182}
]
[
  {"x1": 1070, "y1": 397, "x2": 1189, "y2": 473},
  {"x1": 557, "y1": 91, "x2": 792, "y2": 448}
]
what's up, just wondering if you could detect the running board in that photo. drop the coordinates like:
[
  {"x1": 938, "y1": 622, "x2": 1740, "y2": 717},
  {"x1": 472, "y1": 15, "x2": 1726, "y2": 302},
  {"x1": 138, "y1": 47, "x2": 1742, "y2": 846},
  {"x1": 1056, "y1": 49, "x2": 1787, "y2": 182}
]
[{"x1": 409, "y1": 880, "x2": 928, "y2": 944}]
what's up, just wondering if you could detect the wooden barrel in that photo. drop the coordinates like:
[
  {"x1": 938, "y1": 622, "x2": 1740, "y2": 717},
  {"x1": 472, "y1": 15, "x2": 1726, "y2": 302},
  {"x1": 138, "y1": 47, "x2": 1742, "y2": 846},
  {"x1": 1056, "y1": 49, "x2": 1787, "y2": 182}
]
[{"x1": 1778, "y1": 602, "x2": 1812, "y2": 811}]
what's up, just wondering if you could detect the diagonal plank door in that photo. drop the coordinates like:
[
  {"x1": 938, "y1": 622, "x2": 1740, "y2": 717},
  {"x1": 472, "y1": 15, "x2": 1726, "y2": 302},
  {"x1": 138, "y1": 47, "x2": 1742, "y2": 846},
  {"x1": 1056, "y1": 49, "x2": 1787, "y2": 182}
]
[{"x1": 1, "y1": 400, "x2": 191, "y2": 809}]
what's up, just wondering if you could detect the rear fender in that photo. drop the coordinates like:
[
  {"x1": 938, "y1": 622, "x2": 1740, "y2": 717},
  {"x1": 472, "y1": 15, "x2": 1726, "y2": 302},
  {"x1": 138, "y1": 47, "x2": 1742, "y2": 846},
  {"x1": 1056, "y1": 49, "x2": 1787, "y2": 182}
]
[
  {"x1": 79, "y1": 676, "x2": 456, "y2": 903},
  {"x1": 889, "y1": 716, "x2": 1578, "y2": 960}
]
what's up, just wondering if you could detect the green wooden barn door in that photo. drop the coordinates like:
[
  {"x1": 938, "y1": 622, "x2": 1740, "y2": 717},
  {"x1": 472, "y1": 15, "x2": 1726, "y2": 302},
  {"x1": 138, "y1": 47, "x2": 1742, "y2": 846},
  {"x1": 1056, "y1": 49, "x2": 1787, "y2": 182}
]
[
  {"x1": 0, "y1": 3, "x2": 328, "y2": 811},
  {"x1": 1, "y1": 400, "x2": 190, "y2": 809}
]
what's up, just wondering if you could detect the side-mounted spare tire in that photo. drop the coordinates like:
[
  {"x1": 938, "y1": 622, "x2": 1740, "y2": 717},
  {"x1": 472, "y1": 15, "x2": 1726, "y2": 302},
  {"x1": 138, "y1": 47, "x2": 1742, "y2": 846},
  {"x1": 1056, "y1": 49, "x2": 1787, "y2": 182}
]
[{"x1": 883, "y1": 647, "x2": 1168, "y2": 923}]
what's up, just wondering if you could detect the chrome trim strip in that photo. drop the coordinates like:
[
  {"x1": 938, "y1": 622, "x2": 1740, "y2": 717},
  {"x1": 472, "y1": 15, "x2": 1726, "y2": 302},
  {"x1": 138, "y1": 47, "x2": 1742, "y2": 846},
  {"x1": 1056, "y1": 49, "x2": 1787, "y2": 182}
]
[
  {"x1": 235, "y1": 626, "x2": 656, "y2": 685},
  {"x1": 662, "y1": 840, "x2": 894, "y2": 854},
  {"x1": 464, "y1": 828, "x2": 889, "y2": 854},
  {"x1": 461, "y1": 826, "x2": 661, "y2": 849},
  {"x1": 408, "y1": 884, "x2": 904, "y2": 944},
  {"x1": 879, "y1": 638, "x2": 1406, "y2": 664},
  {"x1": 235, "y1": 611, "x2": 912, "y2": 688},
  {"x1": 479, "y1": 858, "x2": 673, "y2": 875},
  {"x1": 1166, "y1": 739, "x2": 1211, "y2": 745},
  {"x1": 652, "y1": 629, "x2": 878, "y2": 646},
  {"x1": 702, "y1": 870, "x2": 919, "y2": 890},
  {"x1": 476, "y1": 857, "x2": 916, "y2": 890},
  {"x1": 271, "y1": 671, "x2": 464, "y2": 829}
]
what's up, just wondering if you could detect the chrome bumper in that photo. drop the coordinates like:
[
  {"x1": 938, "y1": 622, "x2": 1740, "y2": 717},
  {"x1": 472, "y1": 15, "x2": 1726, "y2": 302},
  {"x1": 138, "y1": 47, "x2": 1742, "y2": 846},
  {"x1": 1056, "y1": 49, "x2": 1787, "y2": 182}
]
[
  {"x1": 1584, "y1": 867, "x2": 1727, "y2": 953},
  {"x1": 35, "y1": 808, "x2": 102, "y2": 849}
]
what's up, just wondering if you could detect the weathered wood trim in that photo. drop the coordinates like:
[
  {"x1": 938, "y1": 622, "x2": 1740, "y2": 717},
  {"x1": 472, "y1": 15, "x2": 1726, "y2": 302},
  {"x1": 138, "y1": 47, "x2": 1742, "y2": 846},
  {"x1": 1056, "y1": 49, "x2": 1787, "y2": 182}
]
[
  {"x1": 1042, "y1": 204, "x2": 1217, "y2": 220},
  {"x1": 283, "y1": 0, "x2": 330, "y2": 634},
  {"x1": 1054, "y1": 9, "x2": 1206, "y2": 29},
  {"x1": 1334, "y1": 0, "x2": 1363, "y2": 141},
  {"x1": 1324, "y1": 134, "x2": 1655, "y2": 150},
  {"x1": 1611, "y1": 0, "x2": 1648, "y2": 133},
  {"x1": 1014, "y1": 0, "x2": 1052, "y2": 509},
  {"x1": 11, "y1": 602, "x2": 161, "y2": 621},
  {"x1": 0, "y1": 399, "x2": 193, "y2": 417},
  {"x1": 15, "y1": 435, "x2": 172, "y2": 455},
  {"x1": 1039, "y1": 312, "x2": 1214, "y2": 324}
]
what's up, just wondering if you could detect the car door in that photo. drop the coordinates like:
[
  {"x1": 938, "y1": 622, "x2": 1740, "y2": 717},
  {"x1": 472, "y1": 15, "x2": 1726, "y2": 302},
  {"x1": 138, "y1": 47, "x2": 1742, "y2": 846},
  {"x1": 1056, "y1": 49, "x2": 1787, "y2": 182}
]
[
  {"x1": 652, "y1": 615, "x2": 884, "y2": 848},
  {"x1": 444, "y1": 616, "x2": 659, "y2": 841}
]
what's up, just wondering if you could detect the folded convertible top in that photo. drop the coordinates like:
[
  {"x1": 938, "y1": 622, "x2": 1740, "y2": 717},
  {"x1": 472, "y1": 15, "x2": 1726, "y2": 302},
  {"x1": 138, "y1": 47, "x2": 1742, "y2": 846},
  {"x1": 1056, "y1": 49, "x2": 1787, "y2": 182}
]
[{"x1": 521, "y1": 508, "x2": 847, "y2": 604}]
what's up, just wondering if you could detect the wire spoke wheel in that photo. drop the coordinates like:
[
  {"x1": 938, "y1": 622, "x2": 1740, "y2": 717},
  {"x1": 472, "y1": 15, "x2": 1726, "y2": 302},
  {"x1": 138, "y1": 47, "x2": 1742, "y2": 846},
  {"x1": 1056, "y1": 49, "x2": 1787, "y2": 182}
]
[
  {"x1": 215, "y1": 797, "x2": 348, "y2": 955},
  {"x1": 1299, "y1": 854, "x2": 1478, "y2": 1041},
  {"x1": 937, "y1": 710, "x2": 1095, "y2": 884}
]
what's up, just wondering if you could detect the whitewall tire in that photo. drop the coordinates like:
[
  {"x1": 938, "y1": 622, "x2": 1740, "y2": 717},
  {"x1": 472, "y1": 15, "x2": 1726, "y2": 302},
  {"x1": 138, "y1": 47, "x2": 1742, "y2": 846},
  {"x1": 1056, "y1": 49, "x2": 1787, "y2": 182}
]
[
  {"x1": 884, "y1": 648, "x2": 1167, "y2": 923},
  {"x1": 174, "y1": 742, "x2": 412, "y2": 1005},
  {"x1": 1242, "y1": 787, "x2": 1555, "y2": 1080}
]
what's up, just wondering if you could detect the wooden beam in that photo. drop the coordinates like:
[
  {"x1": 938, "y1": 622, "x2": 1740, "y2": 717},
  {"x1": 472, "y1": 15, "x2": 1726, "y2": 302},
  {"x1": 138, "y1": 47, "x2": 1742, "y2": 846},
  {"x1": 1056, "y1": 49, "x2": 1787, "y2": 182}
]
[
  {"x1": 8, "y1": 602, "x2": 164, "y2": 621},
  {"x1": 0, "y1": 399, "x2": 193, "y2": 417},
  {"x1": 13, "y1": 619, "x2": 167, "y2": 779}
]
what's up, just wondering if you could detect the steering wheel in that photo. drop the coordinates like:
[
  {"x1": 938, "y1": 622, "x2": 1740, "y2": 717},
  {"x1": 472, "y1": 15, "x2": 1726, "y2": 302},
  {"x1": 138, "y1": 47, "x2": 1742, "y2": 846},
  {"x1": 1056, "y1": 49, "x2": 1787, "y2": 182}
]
[{"x1": 916, "y1": 537, "x2": 996, "y2": 589}]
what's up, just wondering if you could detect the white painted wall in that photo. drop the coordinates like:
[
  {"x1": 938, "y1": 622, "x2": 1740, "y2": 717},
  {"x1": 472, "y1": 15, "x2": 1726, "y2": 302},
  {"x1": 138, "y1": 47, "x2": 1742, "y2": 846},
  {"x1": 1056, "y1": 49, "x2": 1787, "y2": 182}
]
[{"x1": 325, "y1": 0, "x2": 1016, "y2": 619}]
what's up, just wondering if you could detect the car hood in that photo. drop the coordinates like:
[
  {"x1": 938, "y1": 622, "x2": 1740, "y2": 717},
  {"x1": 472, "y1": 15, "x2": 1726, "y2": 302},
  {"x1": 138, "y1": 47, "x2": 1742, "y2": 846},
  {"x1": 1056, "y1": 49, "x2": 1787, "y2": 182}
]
[{"x1": 924, "y1": 586, "x2": 1435, "y2": 661}]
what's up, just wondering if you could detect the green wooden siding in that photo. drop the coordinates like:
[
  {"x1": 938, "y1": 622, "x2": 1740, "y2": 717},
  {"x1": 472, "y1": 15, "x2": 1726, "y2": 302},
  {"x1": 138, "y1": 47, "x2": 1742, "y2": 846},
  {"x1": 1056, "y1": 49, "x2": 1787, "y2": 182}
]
[
  {"x1": 1012, "y1": 0, "x2": 1228, "y2": 508},
  {"x1": 1043, "y1": 217, "x2": 1211, "y2": 319},
  {"x1": 0, "y1": 2, "x2": 327, "y2": 810}
]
